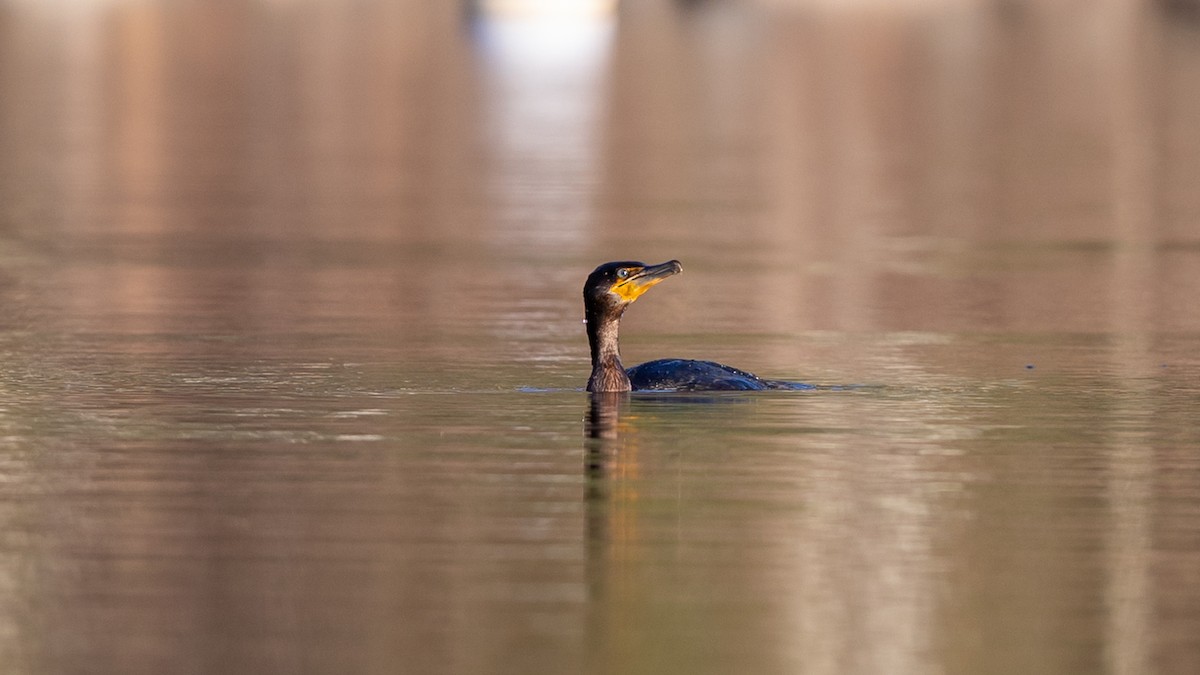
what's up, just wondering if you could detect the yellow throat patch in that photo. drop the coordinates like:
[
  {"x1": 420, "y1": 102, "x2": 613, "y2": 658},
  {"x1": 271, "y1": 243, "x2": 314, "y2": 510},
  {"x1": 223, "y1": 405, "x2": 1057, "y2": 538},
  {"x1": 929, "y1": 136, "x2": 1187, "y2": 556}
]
[{"x1": 611, "y1": 275, "x2": 665, "y2": 303}]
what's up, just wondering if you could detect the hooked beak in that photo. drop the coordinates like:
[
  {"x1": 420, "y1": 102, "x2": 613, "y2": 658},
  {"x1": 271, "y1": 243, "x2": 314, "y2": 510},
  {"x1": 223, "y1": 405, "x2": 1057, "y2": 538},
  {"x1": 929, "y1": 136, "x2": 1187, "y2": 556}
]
[{"x1": 611, "y1": 260, "x2": 683, "y2": 303}]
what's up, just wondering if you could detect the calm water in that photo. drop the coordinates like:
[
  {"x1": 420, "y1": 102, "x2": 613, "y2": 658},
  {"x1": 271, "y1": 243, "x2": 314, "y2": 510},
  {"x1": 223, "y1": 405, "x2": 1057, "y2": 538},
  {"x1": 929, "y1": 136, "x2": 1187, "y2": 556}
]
[{"x1": 2, "y1": 1, "x2": 1200, "y2": 673}]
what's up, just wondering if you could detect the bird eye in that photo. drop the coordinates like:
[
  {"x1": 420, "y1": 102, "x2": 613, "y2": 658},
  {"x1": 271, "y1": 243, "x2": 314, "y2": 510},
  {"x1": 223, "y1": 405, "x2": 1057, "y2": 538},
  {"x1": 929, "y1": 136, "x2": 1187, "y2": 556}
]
[{"x1": 617, "y1": 268, "x2": 629, "y2": 279}]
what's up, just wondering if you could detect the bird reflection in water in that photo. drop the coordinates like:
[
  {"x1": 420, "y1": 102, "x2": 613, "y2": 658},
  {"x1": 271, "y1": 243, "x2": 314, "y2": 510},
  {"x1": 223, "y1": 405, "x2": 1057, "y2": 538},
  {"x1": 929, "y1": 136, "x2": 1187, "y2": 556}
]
[
  {"x1": 580, "y1": 391, "x2": 638, "y2": 564},
  {"x1": 585, "y1": 392, "x2": 620, "y2": 466},
  {"x1": 584, "y1": 392, "x2": 636, "y2": 509},
  {"x1": 582, "y1": 390, "x2": 641, "y2": 662}
]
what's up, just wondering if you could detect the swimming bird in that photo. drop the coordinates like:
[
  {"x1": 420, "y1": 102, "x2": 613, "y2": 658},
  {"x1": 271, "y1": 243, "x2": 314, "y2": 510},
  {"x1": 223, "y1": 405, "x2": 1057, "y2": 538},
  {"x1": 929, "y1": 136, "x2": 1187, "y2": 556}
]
[{"x1": 583, "y1": 260, "x2": 811, "y2": 392}]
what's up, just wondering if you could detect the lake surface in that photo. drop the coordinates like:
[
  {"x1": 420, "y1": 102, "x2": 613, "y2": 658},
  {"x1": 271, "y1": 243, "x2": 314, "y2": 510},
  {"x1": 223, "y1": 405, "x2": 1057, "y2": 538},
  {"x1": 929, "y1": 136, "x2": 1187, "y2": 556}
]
[{"x1": 1, "y1": 1, "x2": 1199, "y2": 673}]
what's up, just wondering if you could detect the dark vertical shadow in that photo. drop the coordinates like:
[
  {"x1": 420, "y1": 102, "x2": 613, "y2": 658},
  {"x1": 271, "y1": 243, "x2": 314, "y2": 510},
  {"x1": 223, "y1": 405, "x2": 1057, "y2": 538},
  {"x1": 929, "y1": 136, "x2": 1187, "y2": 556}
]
[
  {"x1": 582, "y1": 391, "x2": 629, "y2": 673},
  {"x1": 584, "y1": 391, "x2": 626, "y2": 519}
]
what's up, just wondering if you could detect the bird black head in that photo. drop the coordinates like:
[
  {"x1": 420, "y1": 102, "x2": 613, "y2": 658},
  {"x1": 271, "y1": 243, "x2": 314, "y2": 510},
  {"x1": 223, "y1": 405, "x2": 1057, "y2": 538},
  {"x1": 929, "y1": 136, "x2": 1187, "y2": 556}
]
[{"x1": 583, "y1": 260, "x2": 684, "y2": 315}]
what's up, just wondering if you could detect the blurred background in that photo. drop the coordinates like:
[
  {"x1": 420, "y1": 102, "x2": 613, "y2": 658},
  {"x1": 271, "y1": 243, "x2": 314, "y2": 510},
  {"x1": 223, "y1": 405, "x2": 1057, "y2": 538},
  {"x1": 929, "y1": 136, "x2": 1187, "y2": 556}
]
[
  {"x1": 2, "y1": 0, "x2": 1198, "y2": 341},
  {"x1": 1, "y1": 1, "x2": 1199, "y2": 674}
]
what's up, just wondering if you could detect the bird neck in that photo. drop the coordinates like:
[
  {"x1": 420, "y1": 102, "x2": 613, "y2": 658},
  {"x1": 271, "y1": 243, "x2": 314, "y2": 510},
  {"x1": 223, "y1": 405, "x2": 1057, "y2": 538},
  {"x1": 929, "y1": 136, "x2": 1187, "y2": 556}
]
[{"x1": 586, "y1": 306, "x2": 631, "y2": 392}]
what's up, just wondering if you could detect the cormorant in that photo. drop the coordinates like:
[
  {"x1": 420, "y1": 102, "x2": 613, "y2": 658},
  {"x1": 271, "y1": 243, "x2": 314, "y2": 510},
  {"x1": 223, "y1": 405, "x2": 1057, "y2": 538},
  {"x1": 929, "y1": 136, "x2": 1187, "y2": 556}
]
[{"x1": 583, "y1": 260, "x2": 811, "y2": 392}]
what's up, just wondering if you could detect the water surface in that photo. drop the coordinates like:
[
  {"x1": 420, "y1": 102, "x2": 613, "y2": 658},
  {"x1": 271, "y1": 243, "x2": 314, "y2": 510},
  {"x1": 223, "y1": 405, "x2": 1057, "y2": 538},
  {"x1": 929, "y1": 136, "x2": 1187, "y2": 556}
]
[{"x1": 1, "y1": 1, "x2": 1199, "y2": 674}]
